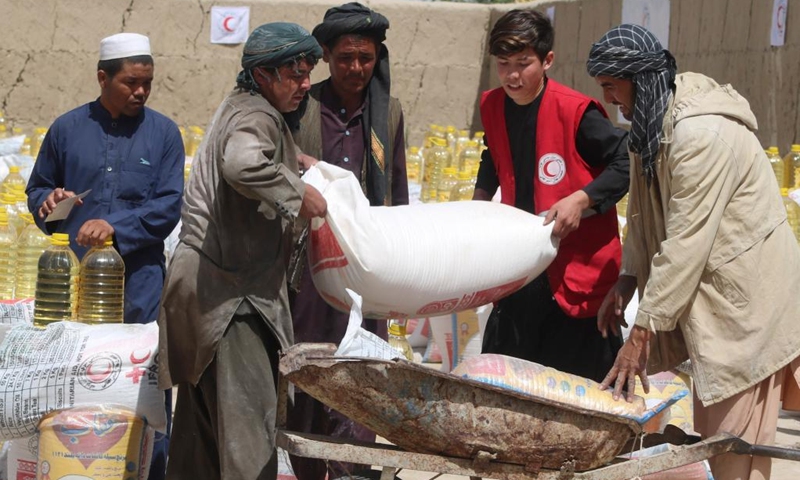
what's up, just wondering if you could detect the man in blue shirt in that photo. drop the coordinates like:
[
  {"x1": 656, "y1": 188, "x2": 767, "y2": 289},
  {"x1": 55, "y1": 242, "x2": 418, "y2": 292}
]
[{"x1": 25, "y1": 32, "x2": 183, "y2": 480}]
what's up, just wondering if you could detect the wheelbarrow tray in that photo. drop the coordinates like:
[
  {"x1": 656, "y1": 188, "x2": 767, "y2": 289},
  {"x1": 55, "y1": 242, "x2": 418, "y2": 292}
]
[{"x1": 280, "y1": 343, "x2": 645, "y2": 472}]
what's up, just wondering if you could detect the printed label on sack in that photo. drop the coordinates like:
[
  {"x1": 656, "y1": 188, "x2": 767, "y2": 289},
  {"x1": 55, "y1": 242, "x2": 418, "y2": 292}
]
[
  {"x1": 309, "y1": 221, "x2": 349, "y2": 274},
  {"x1": 416, "y1": 277, "x2": 527, "y2": 316},
  {"x1": 0, "y1": 323, "x2": 165, "y2": 439}
]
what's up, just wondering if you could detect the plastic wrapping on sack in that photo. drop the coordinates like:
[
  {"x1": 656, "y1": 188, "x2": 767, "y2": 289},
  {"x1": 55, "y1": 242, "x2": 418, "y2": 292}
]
[
  {"x1": 37, "y1": 405, "x2": 153, "y2": 480},
  {"x1": 0, "y1": 322, "x2": 165, "y2": 441},
  {"x1": 302, "y1": 163, "x2": 558, "y2": 318},
  {"x1": 335, "y1": 289, "x2": 407, "y2": 360},
  {"x1": 452, "y1": 354, "x2": 647, "y2": 418}
]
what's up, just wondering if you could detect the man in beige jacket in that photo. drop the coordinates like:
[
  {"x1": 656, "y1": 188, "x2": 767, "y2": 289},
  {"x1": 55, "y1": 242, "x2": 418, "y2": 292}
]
[
  {"x1": 158, "y1": 23, "x2": 327, "y2": 479},
  {"x1": 587, "y1": 24, "x2": 800, "y2": 480}
]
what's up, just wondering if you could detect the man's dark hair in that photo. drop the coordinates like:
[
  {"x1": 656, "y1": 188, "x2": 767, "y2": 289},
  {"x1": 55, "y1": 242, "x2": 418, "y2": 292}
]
[
  {"x1": 489, "y1": 9, "x2": 554, "y2": 61},
  {"x1": 97, "y1": 55, "x2": 154, "y2": 78},
  {"x1": 325, "y1": 33, "x2": 380, "y2": 51}
]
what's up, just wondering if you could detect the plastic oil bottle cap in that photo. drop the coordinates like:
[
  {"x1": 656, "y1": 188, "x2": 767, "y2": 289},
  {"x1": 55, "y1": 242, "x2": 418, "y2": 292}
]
[
  {"x1": 50, "y1": 233, "x2": 70, "y2": 246},
  {"x1": 20, "y1": 212, "x2": 34, "y2": 224},
  {"x1": 767, "y1": 146, "x2": 779, "y2": 155},
  {"x1": 457, "y1": 171, "x2": 472, "y2": 180},
  {"x1": 8, "y1": 166, "x2": 20, "y2": 173},
  {"x1": 103, "y1": 237, "x2": 114, "y2": 247},
  {"x1": 409, "y1": 146, "x2": 419, "y2": 154},
  {"x1": 388, "y1": 322, "x2": 406, "y2": 336},
  {"x1": 0, "y1": 193, "x2": 15, "y2": 204},
  {"x1": 792, "y1": 145, "x2": 800, "y2": 153},
  {"x1": 0, "y1": 210, "x2": 7, "y2": 226},
  {"x1": 781, "y1": 187, "x2": 789, "y2": 197}
]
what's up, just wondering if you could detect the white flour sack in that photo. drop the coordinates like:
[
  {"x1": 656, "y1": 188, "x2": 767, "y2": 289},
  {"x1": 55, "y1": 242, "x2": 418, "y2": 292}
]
[
  {"x1": 0, "y1": 322, "x2": 166, "y2": 440},
  {"x1": 302, "y1": 163, "x2": 558, "y2": 318}
]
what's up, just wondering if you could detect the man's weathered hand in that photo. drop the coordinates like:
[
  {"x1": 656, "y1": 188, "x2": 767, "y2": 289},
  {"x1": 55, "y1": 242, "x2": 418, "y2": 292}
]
[
  {"x1": 543, "y1": 190, "x2": 591, "y2": 238},
  {"x1": 297, "y1": 153, "x2": 319, "y2": 173},
  {"x1": 76, "y1": 219, "x2": 114, "y2": 247},
  {"x1": 597, "y1": 275, "x2": 637, "y2": 338},
  {"x1": 38, "y1": 188, "x2": 82, "y2": 219},
  {"x1": 299, "y1": 185, "x2": 327, "y2": 219},
  {"x1": 600, "y1": 325, "x2": 650, "y2": 402}
]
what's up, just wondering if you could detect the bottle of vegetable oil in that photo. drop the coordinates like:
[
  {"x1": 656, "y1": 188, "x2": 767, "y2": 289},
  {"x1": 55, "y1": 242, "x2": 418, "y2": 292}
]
[
  {"x1": 0, "y1": 210, "x2": 17, "y2": 300},
  {"x1": 766, "y1": 146, "x2": 784, "y2": 189},
  {"x1": 33, "y1": 233, "x2": 79, "y2": 327},
  {"x1": 78, "y1": 237, "x2": 125, "y2": 324},
  {"x1": 387, "y1": 319, "x2": 414, "y2": 361},
  {"x1": 15, "y1": 213, "x2": 49, "y2": 299},
  {"x1": 1, "y1": 165, "x2": 25, "y2": 194}
]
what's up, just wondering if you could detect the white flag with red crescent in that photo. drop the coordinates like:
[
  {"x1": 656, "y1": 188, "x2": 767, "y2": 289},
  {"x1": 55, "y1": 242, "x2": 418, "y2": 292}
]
[{"x1": 210, "y1": 6, "x2": 250, "y2": 44}]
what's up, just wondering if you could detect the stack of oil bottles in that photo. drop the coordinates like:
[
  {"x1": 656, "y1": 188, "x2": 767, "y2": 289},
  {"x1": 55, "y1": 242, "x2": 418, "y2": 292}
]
[
  {"x1": 31, "y1": 232, "x2": 125, "y2": 328},
  {"x1": 0, "y1": 169, "x2": 126, "y2": 328},
  {"x1": 407, "y1": 124, "x2": 485, "y2": 205},
  {"x1": 0, "y1": 110, "x2": 50, "y2": 159},
  {"x1": 765, "y1": 145, "x2": 800, "y2": 245}
]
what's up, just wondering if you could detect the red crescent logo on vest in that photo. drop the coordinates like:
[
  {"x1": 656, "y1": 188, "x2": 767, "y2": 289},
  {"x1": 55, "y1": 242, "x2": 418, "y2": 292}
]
[{"x1": 538, "y1": 153, "x2": 566, "y2": 185}]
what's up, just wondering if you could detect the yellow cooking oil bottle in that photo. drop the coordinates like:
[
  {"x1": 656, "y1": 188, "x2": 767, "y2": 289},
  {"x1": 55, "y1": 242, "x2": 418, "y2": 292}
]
[
  {"x1": 33, "y1": 233, "x2": 79, "y2": 327},
  {"x1": 423, "y1": 137, "x2": 451, "y2": 203},
  {"x1": 782, "y1": 188, "x2": 800, "y2": 244},
  {"x1": 406, "y1": 146, "x2": 423, "y2": 184},
  {"x1": 15, "y1": 213, "x2": 49, "y2": 299},
  {"x1": 1, "y1": 165, "x2": 25, "y2": 194},
  {"x1": 458, "y1": 140, "x2": 482, "y2": 172},
  {"x1": 387, "y1": 319, "x2": 414, "y2": 361},
  {"x1": 766, "y1": 146, "x2": 785, "y2": 189},
  {"x1": 785, "y1": 144, "x2": 800, "y2": 190},
  {"x1": 437, "y1": 167, "x2": 458, "y2": 203},
  {"x1": 78, "y1": 237, "x2": 125, "y2": 324},
  {"x1": 0, "y1": 192, "x2": 22, "y2": 237},
  {"x1": 450, "y1": 170, "x2": 475, "y2": 201},
  {"x1": 0, "y1": 210, "x2": 17, "y2": 300}
]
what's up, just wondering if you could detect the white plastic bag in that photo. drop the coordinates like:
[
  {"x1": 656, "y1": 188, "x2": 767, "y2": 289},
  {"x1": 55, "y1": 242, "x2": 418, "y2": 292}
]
[
  {"x1": 302, "y1": 163, "x2": 558, "y2": 318},
  {"x1": 335, "y1": 289, "x2": 404, "y2": 361}
]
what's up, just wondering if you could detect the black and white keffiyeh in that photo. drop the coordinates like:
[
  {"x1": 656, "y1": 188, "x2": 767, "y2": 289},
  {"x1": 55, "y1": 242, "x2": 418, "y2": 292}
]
[{"x1": 586, "y1": 24, "x2": 676, "y2": 181}]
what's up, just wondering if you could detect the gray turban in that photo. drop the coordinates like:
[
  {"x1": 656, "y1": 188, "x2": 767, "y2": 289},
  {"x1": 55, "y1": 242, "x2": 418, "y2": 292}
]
[{"x1": 236, "y1": 22, "x2": 322, "y2": 93}]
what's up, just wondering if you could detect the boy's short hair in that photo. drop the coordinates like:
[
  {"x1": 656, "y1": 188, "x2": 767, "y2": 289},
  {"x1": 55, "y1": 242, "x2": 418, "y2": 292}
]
[{"x1": 489, "y1": 9, "x2": 554, "y2": 61}]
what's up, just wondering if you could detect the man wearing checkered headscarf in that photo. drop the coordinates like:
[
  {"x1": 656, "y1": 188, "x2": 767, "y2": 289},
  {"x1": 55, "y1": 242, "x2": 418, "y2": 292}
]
[
  {"x1": 586, "y1": 24, "x2": 676, "y2": 181},
  {"x1": 588, "y1": 24, "x2": 800, "y2": 480}
]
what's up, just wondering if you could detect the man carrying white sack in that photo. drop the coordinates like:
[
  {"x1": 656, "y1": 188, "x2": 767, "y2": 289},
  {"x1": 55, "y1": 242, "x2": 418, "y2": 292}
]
[
  {"x1": 474, "y1": 9, "x2": 630, "y2": 383},
  {"x1": 157, "y1": 23, "x2": 327, "y2": 479},
  {"x1": 588, "y1": 24, "x2": 800, "y2": 480}
]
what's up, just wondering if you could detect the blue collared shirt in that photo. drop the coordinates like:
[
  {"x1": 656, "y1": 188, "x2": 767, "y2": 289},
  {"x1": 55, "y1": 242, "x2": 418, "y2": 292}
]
[{"x1": 26, "y1": 99, "x2": 184, "y2": 323}]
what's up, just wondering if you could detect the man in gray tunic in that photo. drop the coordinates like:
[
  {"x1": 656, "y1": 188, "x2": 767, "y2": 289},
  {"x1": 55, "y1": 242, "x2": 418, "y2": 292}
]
[{"x1": 157, "y1": 23, "x2": 327, "y2": 480}]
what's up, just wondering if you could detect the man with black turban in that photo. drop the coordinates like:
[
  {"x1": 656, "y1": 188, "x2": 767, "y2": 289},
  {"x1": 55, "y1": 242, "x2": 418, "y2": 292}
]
[
  {"x1": 158, "y1": 23, "x2": 327, "y2": 480},
  {"x1": 287, "y1": 4, "x2": 408, "y2": 479},
  {"x1": 589, "y1": 24, "x2": 800, "y2": 480}
]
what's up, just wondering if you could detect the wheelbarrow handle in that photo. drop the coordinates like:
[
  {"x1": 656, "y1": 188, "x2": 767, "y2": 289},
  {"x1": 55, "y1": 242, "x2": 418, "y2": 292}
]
[{"x1": 732, "y1": 440, "x2": 800, "y2": 461}]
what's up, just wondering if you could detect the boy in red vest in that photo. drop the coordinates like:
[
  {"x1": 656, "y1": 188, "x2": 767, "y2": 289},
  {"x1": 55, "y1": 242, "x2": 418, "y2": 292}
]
[{"x1": 474, "y1": 9, "x2": 629, "y2": 382}]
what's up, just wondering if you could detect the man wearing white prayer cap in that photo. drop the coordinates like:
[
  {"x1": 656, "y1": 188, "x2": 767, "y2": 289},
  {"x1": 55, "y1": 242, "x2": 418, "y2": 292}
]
[{"x1": 25, "y1": 32, "x2": 183, "y2": 480}]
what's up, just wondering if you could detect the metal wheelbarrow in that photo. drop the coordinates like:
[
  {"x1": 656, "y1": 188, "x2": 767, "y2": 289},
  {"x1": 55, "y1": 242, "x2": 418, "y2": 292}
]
[{"x1": 278, "y1": 343, "x2": 800, "y2": 479}]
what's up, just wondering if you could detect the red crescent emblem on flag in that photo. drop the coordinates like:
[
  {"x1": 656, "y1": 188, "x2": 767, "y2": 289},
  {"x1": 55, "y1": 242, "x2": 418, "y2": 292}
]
[{"x1": 223, "y1": 16, "x2": 236, "y2": 32}]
